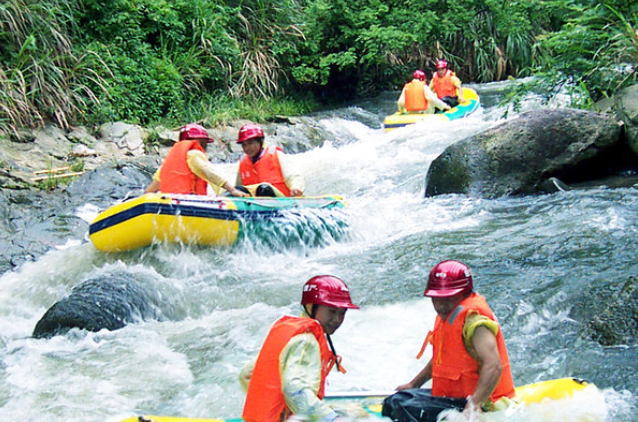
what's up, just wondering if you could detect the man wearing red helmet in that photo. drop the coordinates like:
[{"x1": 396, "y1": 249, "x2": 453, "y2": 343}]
[
  {"x1": 384, "y1": 260, "x2": 514, "y2": 421},
  {"x1": 241, "y1": 275, "x2": 359, "y2": 422},
  {"x1": 145, "y1": 123, "x2": 248, "y2": 197},
  {"x1": 235, "y1": 124, "x2": 304, "y2": 197},
  {"x1": 397, "y1": 70, "x2": 451, "y2": 114},
  {"x1": 430, "y1": 60, "x2": 466, "y2": 108}
]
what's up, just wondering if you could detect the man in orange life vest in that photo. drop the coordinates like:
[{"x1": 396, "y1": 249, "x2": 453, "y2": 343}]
[
  {"x1": 241, "y1": 275, "x2": 359, "y2": 422},
  {"x1": 384, "y1": 260, "x2": 515, "y2": 421},
  {"x1": 430, "y1": 60, "x2": 466, "y2": 108},
  {"x1": 397, "y1": 70, "x2": 451, "y2": 114},
  {"x1": 235, "y1": 124, "x2": 304, "y2": 197},
  {"x1": 145, "y1": 123, "x2": 248, "y2": 197}
]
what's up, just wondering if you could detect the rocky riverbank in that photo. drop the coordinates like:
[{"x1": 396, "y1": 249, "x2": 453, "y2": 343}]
[
  {"x1": 0, "y1": 121, "x2": 241, "y2": 272},
  {"x1": 0, "y1": 117, "x2": 340, "y2": 272}
]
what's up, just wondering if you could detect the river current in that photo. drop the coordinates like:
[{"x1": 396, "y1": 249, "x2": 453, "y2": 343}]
[{"x1": 0, "y1": 81, "x2": 637, "y2": 422}]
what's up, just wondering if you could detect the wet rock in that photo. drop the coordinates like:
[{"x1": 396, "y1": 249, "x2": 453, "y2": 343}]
[
  {"x1": 64, "y1": 159, "x2": 155, "y2": 205},
  {"x1": 32, "y1": 272, "x2": 167, "y2": 339},
  {"x1": 571, "y1": 276, "x2": 638, "y2": 346},
  {"x1": 0, "y1": 189, "x2": 83, "y2": 272},
  {"x1": 425, "y1": 108, "x2": 627, "y2": 198},
  {"x1": 609, "y1": 84, "x2": 638, "y2": 156},
  {"x1": 0, "y1": 160, "x2": 156, "y2": 272}
]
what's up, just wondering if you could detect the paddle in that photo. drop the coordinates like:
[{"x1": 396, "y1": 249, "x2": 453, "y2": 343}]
[{"x1": 325, "y1": 391, "x2": 394, "y2": 399}]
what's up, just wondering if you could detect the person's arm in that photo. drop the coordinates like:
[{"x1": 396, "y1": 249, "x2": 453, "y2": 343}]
[
  {"x1": 239, "y1": 357, "x2": 256, "y2": 393},
  {"x1": 396, "y1": 358, "x2": 433, "y2": 390},
  {"x1": 145, "y1": 169, "x2": 161, "y2": 193},
  {"x1": 424, "y1": 86, "x2": 451, "y2": 111},
  {"x1": 187, "y1": 150, "x2": 248, "y2": 197},
  {"x1": 452, "y1": 75, "x2": 465, "y2": 103},
  {"x1": 465, "y1": 325, "x2": 503, "y2": 413},
  {"x1": 235, "y1": 164, "x2": 243, "y2": 188},
  {"x1": 277, "y1": 151, "x2": 304, "y2": 197},
  {"x1": 280, "y1": 333, "x2": 339, "y2": 421},
  {"x1": 397, "y1": 87, "x2": 407, "y2": 113},
  {"x1": 145, "y1": 180, "x2": 160, "y2": 193}
]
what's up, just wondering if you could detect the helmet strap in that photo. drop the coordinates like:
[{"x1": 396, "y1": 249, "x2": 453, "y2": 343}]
[
  {"x1": 304, "y1": 304, "x2": 315, "y2": 318},
  {"x1": 326, "y1": 334, "x2": 346, "y2": 374},
  {"x1": 250, "y1": 144, "x2": 266, "y2": 164}
]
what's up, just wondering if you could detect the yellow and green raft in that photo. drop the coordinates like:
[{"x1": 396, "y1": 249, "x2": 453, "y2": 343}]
[
  {"x1": 383, "y1": 87, "x2": 480, "y2": 132},
  {"x1": 117, "y1": 377, "x2": 595, "y2": 422},
  {"x1": 89, "y1": 193, "x2": 347, "y2": 252}
]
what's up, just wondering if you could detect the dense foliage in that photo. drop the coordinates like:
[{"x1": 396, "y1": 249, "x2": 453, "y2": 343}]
[
  {"x1": 0, "y1": 0, "x2": 636, "y2": 134},
  {"x1": 534, "y1": 0, "x2": 638, "y2": 106}
]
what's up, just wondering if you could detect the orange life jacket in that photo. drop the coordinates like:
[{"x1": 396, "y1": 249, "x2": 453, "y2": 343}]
[
  {"x1": 431, "y1": 70, "x2": 458, "y2": 99},
  {"x1": 238, "y1": 145, "x2": 291, "y2": 197},
  {"x1": 242, "y1": 316, "x2": 337, "y2": 422},
  {"x1": 159, "y1": 140, "x2": 208, "y2": 195},
  {"x1": 427, "y1": 293, "x2": 515, "y2": 403},
  {"x1": 404, "y1": 80, "x2": 428, "y2": 112}
]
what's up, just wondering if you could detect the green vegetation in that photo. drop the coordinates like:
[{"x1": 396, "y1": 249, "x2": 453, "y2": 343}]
[
  {"x1": 534, "y1": 0, "x2": 638, "y2": 106},
  {"x1": 0, "y1": 0, "x2": 636, "y2": 135}
]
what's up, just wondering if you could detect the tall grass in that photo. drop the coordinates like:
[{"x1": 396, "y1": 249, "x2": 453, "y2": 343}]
[
  {"x1": 0, "y1": 0, "x2": 107, "y2": 135},
  {"x1": 229, "y1": 0, "x2": 305, "y2": 99},
  {"x1": 441, "y1": 7, "x2": 542, "y2": 83},
  {"x1": 601, "y1": 4, "x2": 638, "y2": 90},
  {"x1": 1, "y1": 0, "x2": 633, "y2": 132}
]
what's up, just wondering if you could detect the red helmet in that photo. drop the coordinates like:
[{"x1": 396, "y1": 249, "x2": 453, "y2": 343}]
[
  {"x1": 237, "y1": 124, "x2": 265, "y2": 144},
  {"x1": 412, "y1": 69, "x2": 427, "y2": 81},
  {"x1": 302, "y1": 275, "x2": 359, "y2": 309},
  {"x1": 424, "y1": 260, "x2": 473, "y2": 297},
  {"x1": 436, "y1": 60, "x2": 448, "y2": 69},
  {"x1": 179, "y1": 124, "x2": 213, "y2": 143}
]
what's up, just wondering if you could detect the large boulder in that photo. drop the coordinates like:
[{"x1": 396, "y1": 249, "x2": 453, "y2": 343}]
[
  {"x1": 32, "y1": 272, "x2": 170, "y2": 339},
  {"x1": 425, "y1": 108, "x2": 626, "y2": 198},
  {"x1": 571, "y1": 275, "x2": 638, "y2": 346}
]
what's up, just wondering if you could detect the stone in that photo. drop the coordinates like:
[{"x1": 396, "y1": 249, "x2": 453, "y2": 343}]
[{"x1": 425, "y1": 108, "x2": 625, "y2": 198}]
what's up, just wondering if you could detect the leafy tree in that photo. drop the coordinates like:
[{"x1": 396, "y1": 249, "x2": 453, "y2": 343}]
[{"x1": 287, "y1": 0, "x2": 551, "y2": 98}]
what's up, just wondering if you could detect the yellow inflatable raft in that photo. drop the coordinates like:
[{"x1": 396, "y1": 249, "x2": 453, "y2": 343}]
[
  {"x1": 383, "y1": 87, "x2": 480, "y2": 132},
  {"x1": 117, "y1": 377, "x2": 595, "y2": 422},
  {"x1": 89, "y1": 193, "x2": 347, "y2": 252}
]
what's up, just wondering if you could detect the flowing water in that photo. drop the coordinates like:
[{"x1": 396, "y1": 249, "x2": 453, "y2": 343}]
[{"x1": 1, "y1": 82, "x2": 637, "y2": 422}]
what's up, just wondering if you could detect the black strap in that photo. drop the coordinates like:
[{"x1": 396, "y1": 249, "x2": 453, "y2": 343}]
[{"x1": 326, "y1": 334, "x2": 342, "y2": 372}]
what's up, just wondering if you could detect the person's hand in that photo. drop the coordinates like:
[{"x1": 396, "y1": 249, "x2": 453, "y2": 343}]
[
  {"x1": 445, "y1": 104, "x2": 452, "y2": 110},
  {"x1": 229, "y1": 188, "x2": 249, "y2": 197},
  {"x1": 395, "y1": 382, "x2": 414, "y2": 391},
  {"x1": 291, "y1": 189, "x2": 303, "y2": 197},
  {"x1": 462, "y1": 396, "x2": 482, "y2": 419}
]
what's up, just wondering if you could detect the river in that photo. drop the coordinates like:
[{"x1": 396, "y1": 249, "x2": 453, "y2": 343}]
[{"x1": 0, "y1": 81, "x2": 637, "y2": 422}]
